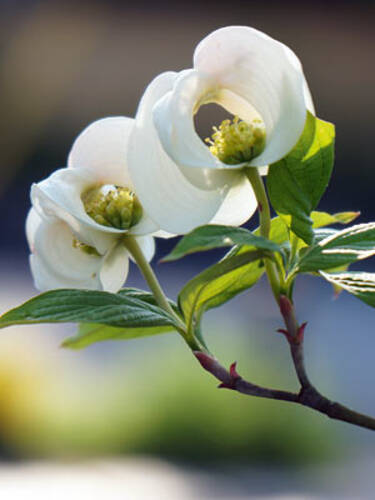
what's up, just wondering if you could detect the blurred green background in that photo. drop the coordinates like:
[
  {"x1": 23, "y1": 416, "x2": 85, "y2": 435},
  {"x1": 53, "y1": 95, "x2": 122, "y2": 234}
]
[{"x1": 0, "y1": 0, "x2": 375, "y2": 497}]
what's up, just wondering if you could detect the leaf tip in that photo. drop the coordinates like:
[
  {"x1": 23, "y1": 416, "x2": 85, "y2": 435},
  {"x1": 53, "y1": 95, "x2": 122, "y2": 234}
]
[
  {"x1": 159, "y1": 254, "x2": 174, "y2": 263},
  {"x1": 60, "y1": 337, "x2": 81, "y2": 350}
]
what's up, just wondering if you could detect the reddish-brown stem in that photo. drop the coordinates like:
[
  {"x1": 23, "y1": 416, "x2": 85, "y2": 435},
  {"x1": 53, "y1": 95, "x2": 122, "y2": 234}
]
[
  {"x1": 194, "y1": 352, "x2": 298, "y2": 403},
  {"x1": 193, "y1": 297, "x2": 375, "y2": 431},
  {"x1": 192, "y1": 171, "x2": 375, "y2": 431}
]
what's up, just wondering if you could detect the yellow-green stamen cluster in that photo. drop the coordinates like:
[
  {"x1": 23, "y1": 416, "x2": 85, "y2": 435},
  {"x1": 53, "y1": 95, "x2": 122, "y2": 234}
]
[
  {"x1": 205, "y1": 116, "x2": 266, "y2": 165},
  {"x1": 72, "y1": 238, "x2": 100, "y2": 257},
  {"x1": 82, "y1": 185, "x2": 143, "y2": 230}
]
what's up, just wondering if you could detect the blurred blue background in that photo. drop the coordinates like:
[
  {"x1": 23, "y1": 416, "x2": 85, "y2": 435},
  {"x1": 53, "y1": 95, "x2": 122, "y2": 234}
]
[{"x1": 0, "y1": 0, "x2": 375, "y2": 498}]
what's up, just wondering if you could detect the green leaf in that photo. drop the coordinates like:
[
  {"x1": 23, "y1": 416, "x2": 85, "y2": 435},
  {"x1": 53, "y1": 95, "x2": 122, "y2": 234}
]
[
  {"x1": 117, "y1": 288, "x2": 179, "y2": 313},
  {"x1": 163, "y1": 224, "x2": 281, "y2": 262},
  {"x1": 60, "y1": 288, "x2": 179, "y2": 349},
  {"x1": 62, "y1": 322, "x2": 174, "y2": 350},
  {"x1": 261, "y1": 212, "x2": 359, "y2": 249},
  {"x1": 253, "y1": 217, "x2": 288, "y2": 245},
  {"x1": 0, "y1": 289, "x2": 179, "y2": 330},
  {"x1": 312, "y1": 228, "x2": 338, "y2": 243},
  {"x1": 311, "y1": 211, "x2": 360, "y2": 229},
  {"x1": 178, "y1": 249, "x2": 266, "y2": 333},
  {"x1": 295, "y1": 215, "x2": 358, "y2": 293},
  {"x1": 249, "y1": 213, "x2": 357, "y2": 276},
  {"x1": 267, "y1": 112, "x2": 335, "y2": 244},
  {"x1": 297, "y1": 223, "x2": 375, "y2": 273},
  {"x1": 320, "y1": 271, "x2": 375, "y2": 307}
]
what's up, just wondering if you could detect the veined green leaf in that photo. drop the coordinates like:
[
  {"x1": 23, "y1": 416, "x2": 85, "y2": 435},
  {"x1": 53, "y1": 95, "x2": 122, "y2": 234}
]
[
  {"x1": 262, "y1": 212, "x2": 359, "y2": 249},
  {"x1": 178, "y1": 249, "x2": 266, "y2": 334},
  {"x1": 254, "y1": 217, "x2": 289, "y2": 246},
  {"x1": 117, "y1": 288, "x2": 179, "y2": 313},
  {"x1": 163, "y1": 224, "x2": 281, "y2": 262},
  {"x1": 60, "y1": 288, "x2": 179, "y2": 349},
  {"x1": 293, "y1": 214, "x2": 358, "y2": 292},
  {"x1": 62, "y1": 322, "x2": 174, "y2": 350},
  {"x1": 297, "y1": 222, "x2": 375, "y2": 273},
  {"x1": 0, "y1": 289, "x2": 179, "y2": 330},
  {"x1": 312, "y1": 228, "x2": 338, "y2": 243},
  {"x1": 311, "y1": 211, "x2": 360, "y2": 229},
  {"x1": 320, "y1": 271, "x2": 375, "y2": 307},
  {"x1": 267, "y1": 112, "x2": 335, "y2": 244}
]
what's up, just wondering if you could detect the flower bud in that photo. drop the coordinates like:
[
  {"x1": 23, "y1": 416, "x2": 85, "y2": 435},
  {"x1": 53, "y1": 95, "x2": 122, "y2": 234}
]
[
  {"x1": 205, "y1": 116, "x2": 266, "y2": 165},
  {"x1": 82, "y1": 185, "x2": 143, "y2": 230}
]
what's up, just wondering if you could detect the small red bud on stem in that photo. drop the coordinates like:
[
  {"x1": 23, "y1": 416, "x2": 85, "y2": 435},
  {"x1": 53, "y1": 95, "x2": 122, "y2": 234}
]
[
  {"x1": 279, "y1": 294, "x2": 293, "y2": 317},
  {"x1": 277, "y1": 321, "x2": 307, "y2": 345},
  {"x1": 194, "y1": 352, "x2": 241, "y2": 390}
]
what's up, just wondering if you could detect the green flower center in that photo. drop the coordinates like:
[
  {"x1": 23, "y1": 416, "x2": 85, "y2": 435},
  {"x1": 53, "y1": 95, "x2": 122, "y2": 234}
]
[
  {"x1": 205, "y1": 116, "x2": 266, "y2": 165},
  {"x1": 82, "y1": 184, "x2": 143, "y2": 230}
]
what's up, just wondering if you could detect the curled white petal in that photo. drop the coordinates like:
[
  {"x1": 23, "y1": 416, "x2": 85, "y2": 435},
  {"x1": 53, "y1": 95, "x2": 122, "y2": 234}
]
[
  {"x1": 134, "y1": 235, "x2": 155, "y2": 263},
  {"x1": 194, "y1": 26, "x2": 310, "y2": 167},
  {"x1": 129, "y1": 72, "x2": 242, "y2": 234},
  {"x1": 99, "y1": 244, "x2": 130, "y2": 293},
  {"x1": 210, "y1": 174, "x2": 257, "y2": 226},
  {"x1": 68, "y1": 116, "x2": 136, "y2": 187},
  {"x1": 129, "y1": 214, "x2": 159, "y2": 236},
  {"x1": 153, "y1": 70, "x2": 222, "y2": 170},
  {"x1": 27, "y1": 209, "x2": 103, "y2": 291},
  {"x1": 26, "y1": 207, "x2": 40, "y2": 252},
  {"x1": 67, "y1": 117, "x2": 159, "y2": 235},
  {"x1": 154, "y1": 26, "x2": 311, "y2": 171},
  {"x1": 303, "y1": 78, "x2": 315, "y2": 115},
  {"x1": 153, "y1": 70, "x2": 260, "y2": 171},
  {"x1": 152, "y1": 229, "x2": 176, "y2": 240},
  {"x1": 31, "y1": 169, "x2": 118, "y2": 254},
  {"x1": 31, "y1": 167, "x2": 159, "y2": 251}
]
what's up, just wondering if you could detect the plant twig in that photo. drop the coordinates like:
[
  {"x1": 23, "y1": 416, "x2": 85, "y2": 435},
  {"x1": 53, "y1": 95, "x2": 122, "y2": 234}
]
[
  {"x1": 194, "y1": 171, "x2": 375, "y2": 431},
  {"x1": 194, "y1": 351, "x2": 298, "y2": 402},
  {"x1": 194, "y1": 347, "x2": 375, "y2": 431},
  {"x1": 245, "y1": 167, "x2": 281, "y2": 302},
  {"x1": 278, "y1": 294, "x2": 375, "y2": 430}
]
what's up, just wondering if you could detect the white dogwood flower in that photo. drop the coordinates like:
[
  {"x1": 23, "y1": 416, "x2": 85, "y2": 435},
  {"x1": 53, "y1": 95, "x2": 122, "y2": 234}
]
[
  {"x1": 128, "y1": 71, "x2": 257, "y2": 234},
  {"x1": 27, "y1": 117, "x2": 163, "y2": 293},
  {"x1": 155, "y1": 25, "x2": 314, "y2": 170},
  {"x1": 129, "y1": 26, "x2": 313, "y2": 234}
]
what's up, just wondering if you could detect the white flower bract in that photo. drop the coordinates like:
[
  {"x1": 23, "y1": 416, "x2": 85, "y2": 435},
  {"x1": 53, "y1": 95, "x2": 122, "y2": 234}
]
[
  {"x1": 155, "y1": 26, "x2": 314, "y2": 171},
  {"x1": 128, "y1": 72, "x2": 257, "y2": 234},
  {"x1": 128, "y1": 26, "x2": 314, "y2": 234},
  {"x1": 27, "y1": 117, "x2": 165, "y2": 293}
]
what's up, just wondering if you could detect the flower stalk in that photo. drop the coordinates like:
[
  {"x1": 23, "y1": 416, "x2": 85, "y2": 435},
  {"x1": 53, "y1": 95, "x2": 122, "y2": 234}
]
[
  {"x1": 245, "y1": 167, "x2": 281, "y2": 302},
  {"x1": 123, "y1": 235, "x2": 205, "y2": 351},
  {"x1": 123, "y1": 236, "x2": 177, "y2": 318}
]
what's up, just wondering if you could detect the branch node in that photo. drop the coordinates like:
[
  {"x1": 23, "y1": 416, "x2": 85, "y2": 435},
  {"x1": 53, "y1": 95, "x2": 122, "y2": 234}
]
[
  {"x1": 276, "y1": 328, "x2": 294, "y2": 344},
  {"x1": 277, "y1": 321, "x2": 307, "y2": 345},
  {"x1": 297, "y1": 322, "x2": 308, "y2": 343},
  {"x1": 229, "y1": 361, "x2": 240, "y2": 380},
  {"x1": 218, "y1": 382, "x2": 234, "y2": 390}
]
